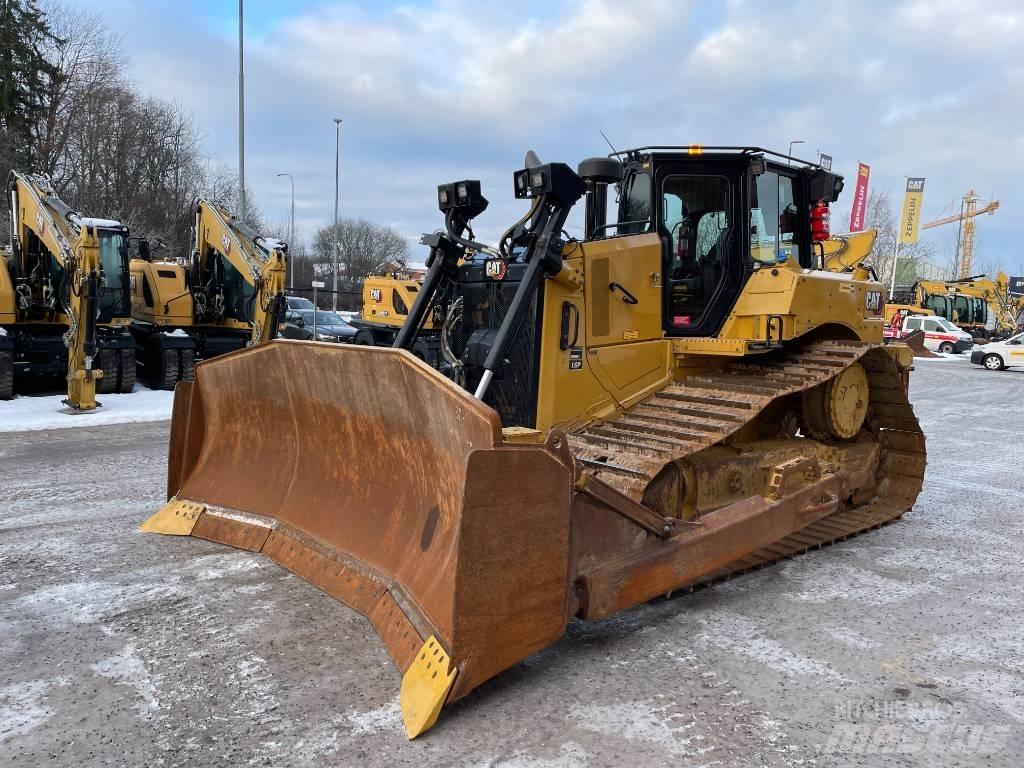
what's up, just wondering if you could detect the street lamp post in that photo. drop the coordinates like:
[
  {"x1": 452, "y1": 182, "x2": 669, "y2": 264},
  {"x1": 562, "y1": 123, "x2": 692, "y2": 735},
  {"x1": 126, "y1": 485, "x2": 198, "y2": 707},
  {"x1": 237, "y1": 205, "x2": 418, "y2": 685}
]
[
  {"x1": 332, "y1": 118, "x2": 342, "y2": 311},
  {"x1": 276, "y1": 172, "x2": 295, "y2": 289},
  {"x1": 787, "y1": 139, "x2": 805, "y2": 165},
  {"x1": 238, "y1": 0, "x2": 246, "y2": 221}
]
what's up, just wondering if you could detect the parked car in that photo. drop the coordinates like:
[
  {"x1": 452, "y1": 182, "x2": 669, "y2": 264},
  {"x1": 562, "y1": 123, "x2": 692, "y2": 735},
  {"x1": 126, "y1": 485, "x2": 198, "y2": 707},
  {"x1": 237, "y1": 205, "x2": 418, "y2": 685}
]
[
  {"x1": 898, "y1": 315, "x2": 974, "y2": 354},
  {"x1": 971, "y1": 332, "x2": 1024, "y2": 370},
  {"x1": 281, "y1": 309, "x2": 358, "y2": 343},
  {"x1": 286, "y1": 295, "x2": 315, "y2": 310}
]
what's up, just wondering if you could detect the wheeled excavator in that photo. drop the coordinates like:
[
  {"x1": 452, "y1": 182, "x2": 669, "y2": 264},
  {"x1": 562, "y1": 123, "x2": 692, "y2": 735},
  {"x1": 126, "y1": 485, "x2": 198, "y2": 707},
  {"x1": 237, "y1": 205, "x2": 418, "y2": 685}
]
[
  {"x1": 894, "y1": 280, "x2": 991, "y2": 339},
  {"x1": 128, "y1": 199, "x2": 287, "y2": 389},
  {"x1": 954, "y1": 272, "x2": 1023, "y2": 340},
  {"x1": 347, "y1": 272, "x2": 450, "y2": 366},
  {"x1": 142, "y1": 146, "x2": 925, "y2": 738},
  {"x1": 2, "y1": 172, "x2": 135, "y2": 406}
]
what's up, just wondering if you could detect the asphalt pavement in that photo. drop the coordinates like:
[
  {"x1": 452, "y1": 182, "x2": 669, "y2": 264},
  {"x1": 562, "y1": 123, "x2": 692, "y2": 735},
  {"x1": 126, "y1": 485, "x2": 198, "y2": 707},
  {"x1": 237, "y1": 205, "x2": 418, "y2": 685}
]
[{"x1": 1, "y1": 355, "x2": 1021, "y2": 767}]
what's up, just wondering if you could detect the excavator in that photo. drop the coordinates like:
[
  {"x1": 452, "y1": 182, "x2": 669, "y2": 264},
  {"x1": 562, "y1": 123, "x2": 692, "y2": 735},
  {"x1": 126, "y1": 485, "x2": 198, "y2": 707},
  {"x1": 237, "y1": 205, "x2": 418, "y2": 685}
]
[
  {"x1": 895, "y1": 279, "x2": 991, "y2": 339},
  {"x1": 142, "y1": 146, "x2": 924, "y2": 738},
  {"x1": 2, "y1": 172, "x2": 135, "y2": 407},
  {"x1": 954, "y1": 272, "x2": 1023, "y2": 340},
  {"x1": 128, "y1": 199, "x2": 287, "y2": 389},
  {"x1": 348, "y1": 271, "x2": 449, "y2": 366}
]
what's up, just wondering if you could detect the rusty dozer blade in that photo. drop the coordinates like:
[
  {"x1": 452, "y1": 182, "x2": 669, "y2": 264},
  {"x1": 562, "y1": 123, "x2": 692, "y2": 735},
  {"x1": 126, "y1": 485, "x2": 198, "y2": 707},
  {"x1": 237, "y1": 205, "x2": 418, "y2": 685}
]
[
  {"x1": 144, "y1": 340, "x2": 924, "y2": 738},
  {"x1": 143, "y1": 340, "x2": 575, "y2": 738}
]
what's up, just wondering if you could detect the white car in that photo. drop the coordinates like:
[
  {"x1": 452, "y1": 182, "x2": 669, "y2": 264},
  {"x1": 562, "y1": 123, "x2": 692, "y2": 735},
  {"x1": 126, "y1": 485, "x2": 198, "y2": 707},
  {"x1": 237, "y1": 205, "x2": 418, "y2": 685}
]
[
  {"x1": 900, "y1": 315, "x2": 974, "y2": 354},
  {"x1": 971, "y1": 332, "x2": 1024, "y2": 370}
]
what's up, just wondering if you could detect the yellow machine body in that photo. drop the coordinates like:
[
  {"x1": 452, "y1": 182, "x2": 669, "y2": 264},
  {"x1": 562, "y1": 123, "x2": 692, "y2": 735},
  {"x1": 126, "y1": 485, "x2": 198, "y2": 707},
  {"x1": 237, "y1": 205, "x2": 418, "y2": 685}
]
[
  {"x1": 361, "y1": 275, "x2": 436, "y2": 330},
  {"x1": 127, "y1": 199, "x2": 287, "y2": 389},
  {"x1": 144, "y1": 147, "x2": 924, "y2": 737},
  {"x1": 3, "y1": 172, "x2": 135, "y2": 406}
]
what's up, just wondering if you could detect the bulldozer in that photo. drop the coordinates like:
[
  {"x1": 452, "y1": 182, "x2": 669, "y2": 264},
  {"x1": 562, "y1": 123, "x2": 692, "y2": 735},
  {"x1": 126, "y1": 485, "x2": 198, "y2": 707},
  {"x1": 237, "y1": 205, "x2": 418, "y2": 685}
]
[
  {"x1": 128, "y1": 199, "x2": 287, "y2": 389},
  {"x1": 2, "y1": 172, "x2": 135, "y2": 407},
  {"x1": 143, "y1": 146, "x2": 925, "y2": 738}
]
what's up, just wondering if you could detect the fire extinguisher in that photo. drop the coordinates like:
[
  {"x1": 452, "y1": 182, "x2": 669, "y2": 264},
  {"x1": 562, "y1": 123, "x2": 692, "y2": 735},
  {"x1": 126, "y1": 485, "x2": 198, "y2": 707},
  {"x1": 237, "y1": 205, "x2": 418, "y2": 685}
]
[
  {"x1": 810, "y1": 200, "x2": 830, "y2": 242},
  {"x1": 676, "y1": 219, "x2": 690, "y2": 262}
]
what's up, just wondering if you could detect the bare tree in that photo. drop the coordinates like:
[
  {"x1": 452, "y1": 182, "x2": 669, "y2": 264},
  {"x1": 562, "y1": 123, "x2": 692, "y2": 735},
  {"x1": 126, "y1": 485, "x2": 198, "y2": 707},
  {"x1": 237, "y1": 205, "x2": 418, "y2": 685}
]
[
  {"x1": 33, "y1": 3, "x2": 123, "y2": 187},
  {"x1": 861, "y1": 189, "x2": 939, "y2": 287},
  {"x1": 312, "y1": 219, "x2": 409, "y2": 281}
]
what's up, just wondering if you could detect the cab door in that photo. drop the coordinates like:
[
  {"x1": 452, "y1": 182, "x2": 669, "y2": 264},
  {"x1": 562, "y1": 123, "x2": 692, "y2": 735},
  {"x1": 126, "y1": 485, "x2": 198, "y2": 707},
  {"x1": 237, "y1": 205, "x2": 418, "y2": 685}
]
[{"x1": 582, "y1": 232, "x2": 668, "y2": 400}]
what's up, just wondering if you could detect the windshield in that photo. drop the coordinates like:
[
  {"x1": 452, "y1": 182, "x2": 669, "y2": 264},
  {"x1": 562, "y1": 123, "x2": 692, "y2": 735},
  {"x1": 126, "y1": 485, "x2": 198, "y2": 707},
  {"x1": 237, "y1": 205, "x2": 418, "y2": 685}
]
[
  {"x1": 617, "y1": 170, "x2": 653, "y2": 235},
  {"x1": 301, "y1": 310, "x2": 347, "y2": 325},
  {"x1": 97, "y1": 231, "x2": 128, "y2": 319}
]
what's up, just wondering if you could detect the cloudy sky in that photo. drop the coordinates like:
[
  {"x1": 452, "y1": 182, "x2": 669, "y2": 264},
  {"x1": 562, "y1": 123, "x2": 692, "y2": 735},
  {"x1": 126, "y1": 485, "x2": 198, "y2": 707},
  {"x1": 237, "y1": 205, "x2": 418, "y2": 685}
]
[{"x1": 66, "y1": 0, "x2": 1022, "y2": 272}]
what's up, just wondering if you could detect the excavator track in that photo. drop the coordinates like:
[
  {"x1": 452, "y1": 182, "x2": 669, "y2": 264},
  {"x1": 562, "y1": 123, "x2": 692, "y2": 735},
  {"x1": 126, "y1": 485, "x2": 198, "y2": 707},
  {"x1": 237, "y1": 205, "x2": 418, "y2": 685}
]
[{"x1": 569, "y1": 341, "x2": 925, "y2": 589}]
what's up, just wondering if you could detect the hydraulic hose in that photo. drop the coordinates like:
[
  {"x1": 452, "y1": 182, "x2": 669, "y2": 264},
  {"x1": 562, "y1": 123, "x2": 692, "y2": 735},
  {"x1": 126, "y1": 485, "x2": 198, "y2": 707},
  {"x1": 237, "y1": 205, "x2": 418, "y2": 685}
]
[{"x1": 498, "y1": 196, "x2": 542, "y2": 259}]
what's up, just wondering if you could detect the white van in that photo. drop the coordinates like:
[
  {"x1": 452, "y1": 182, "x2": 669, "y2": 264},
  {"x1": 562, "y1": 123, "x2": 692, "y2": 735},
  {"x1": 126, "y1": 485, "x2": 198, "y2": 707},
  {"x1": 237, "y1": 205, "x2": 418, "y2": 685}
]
[
  {"x1": 900, "y1": 315, "x2": 974, "y2": 354},
  {"x1": 971, "y1": 332, "x2": 1024, "y2": 370}
]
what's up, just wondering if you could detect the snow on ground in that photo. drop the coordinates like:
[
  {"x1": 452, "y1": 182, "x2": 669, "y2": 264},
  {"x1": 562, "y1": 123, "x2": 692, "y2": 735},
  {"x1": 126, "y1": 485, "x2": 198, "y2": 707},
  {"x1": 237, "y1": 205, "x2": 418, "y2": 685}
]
[
  {"x1": 913, "y1": 346, "x2": 980, "y2": 363},
  {"x1": 0, "y1": 384, "x2": 173, "y2": 433}
]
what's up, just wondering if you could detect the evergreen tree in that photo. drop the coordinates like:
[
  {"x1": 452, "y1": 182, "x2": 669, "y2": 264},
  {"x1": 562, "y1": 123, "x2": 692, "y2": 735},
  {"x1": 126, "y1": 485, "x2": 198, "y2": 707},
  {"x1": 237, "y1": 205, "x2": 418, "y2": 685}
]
[{"x1": 0, "y1": 0, "x2": 58, "y2": 171}]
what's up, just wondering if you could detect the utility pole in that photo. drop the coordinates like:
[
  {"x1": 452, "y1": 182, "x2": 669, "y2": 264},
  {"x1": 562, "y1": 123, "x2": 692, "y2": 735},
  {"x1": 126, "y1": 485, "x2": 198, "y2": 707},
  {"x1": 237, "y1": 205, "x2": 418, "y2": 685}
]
[
  {"x1": 238, "y1": 0, "x2": 246, "y2": 222},
  {"x1": 332, "y1": 118, "x2": 342, "y2": 311}
]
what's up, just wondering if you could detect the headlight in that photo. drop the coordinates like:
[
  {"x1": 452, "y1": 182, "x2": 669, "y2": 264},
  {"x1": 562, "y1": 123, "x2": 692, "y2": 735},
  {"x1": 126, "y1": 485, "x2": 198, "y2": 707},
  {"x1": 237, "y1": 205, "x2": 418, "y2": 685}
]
[{"x1": 316, "y1": 333, "x2": 336, "y2": 341}]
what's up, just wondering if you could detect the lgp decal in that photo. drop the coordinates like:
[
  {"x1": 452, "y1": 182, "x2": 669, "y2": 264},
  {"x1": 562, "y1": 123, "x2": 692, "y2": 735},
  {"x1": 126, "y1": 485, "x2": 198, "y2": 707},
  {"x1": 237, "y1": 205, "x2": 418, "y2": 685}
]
[
  {"x1": 568, "y1": 347, "x2": 583, "y2": 370},
  {"x1": 484, "y1": 259, "x2": 507, "y2": 280}
]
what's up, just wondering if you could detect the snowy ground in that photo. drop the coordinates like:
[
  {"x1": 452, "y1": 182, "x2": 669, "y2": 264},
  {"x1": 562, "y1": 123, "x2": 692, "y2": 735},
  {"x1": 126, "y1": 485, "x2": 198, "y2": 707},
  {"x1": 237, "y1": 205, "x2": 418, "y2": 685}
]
[
  {"x1": 0, "y1": 357, "x2": 1021, "y2": 767},
  {"x1": 0, "y1": 384, "x2": 174, "y2": 433}
]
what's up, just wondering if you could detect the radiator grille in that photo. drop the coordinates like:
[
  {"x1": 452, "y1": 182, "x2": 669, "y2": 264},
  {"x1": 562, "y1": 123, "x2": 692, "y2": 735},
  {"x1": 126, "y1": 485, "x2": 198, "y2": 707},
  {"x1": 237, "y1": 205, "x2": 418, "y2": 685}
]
[{"x1": 457, "y1": 264, "x2": 541, "y2": 428}]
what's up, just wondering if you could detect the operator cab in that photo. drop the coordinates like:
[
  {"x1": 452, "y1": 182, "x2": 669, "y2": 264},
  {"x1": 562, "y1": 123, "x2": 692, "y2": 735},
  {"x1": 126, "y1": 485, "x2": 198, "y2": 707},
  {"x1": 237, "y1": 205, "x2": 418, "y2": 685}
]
[{"x1": 584, "y1": 147, "x2": 843, "y2": 338}]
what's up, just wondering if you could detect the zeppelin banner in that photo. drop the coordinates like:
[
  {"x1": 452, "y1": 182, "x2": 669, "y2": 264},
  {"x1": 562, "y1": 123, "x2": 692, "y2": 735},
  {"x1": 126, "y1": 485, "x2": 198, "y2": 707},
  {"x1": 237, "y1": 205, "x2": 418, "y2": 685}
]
[
  {"x1": 898, "y1": 177, "x2": 926, "y2": 244},
  {"x1": 848, "y1": 163, "x2": 870, "y2": 232}
]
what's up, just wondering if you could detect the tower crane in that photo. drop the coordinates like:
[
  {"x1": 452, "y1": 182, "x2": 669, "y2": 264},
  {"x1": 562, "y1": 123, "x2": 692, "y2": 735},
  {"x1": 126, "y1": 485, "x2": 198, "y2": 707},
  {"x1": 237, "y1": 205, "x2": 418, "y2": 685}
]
[{"x1": 921, "y1": 191, "x2": 999, "y2": 279}]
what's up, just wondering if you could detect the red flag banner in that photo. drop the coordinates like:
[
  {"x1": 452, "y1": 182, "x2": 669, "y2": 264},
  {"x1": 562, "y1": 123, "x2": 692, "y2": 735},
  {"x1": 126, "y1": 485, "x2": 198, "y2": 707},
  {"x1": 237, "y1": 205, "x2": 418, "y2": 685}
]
[{"x1": 849, "y1": 162, "x2": 870, "y2": 232}]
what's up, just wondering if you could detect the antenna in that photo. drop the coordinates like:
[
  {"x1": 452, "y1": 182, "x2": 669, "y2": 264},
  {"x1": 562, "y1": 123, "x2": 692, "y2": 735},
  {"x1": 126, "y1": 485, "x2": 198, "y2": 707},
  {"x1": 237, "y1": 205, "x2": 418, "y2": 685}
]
[{"x1": 599, "y1": 129, "x2": 619, "y2": 157}]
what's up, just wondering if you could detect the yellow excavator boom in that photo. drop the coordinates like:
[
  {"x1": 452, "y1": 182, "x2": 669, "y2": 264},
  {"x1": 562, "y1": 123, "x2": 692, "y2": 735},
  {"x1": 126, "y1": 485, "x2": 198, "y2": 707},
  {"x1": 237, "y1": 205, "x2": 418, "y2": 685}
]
[
  {"x1": 5, "y1": 172, "x2": 135, "y2": 408},
  {"x1": 127, "y1": 199, "x2": 287, "y2": 389},
  {"x1": 190, "y1": 199, "x2": 287, "y2": 347}
]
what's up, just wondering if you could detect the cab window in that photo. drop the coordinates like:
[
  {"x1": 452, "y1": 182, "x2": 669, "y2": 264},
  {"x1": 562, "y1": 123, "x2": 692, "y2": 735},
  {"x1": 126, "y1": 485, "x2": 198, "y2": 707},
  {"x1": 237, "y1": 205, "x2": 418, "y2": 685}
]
[
  {"x1": 617, "y1": 171, "x2": 652, "y2": 235},
  {"x1": 905, "y1": 317, "x2": 922, "y2": 331},
  {"x1": 392, "y1": 288, "x2": 409, "y2": 315},
  {"x1": 750, "y1": 171, "x2": 800, "y2": 264},
  {"x1": 923, "y1": 319, "x2": 941, "y2": 332},
  {"x1": 662, "y1": 174, "x2": 731, "y2": 329},
  {"x1": 923, "y1": 295, "x2": 947, "y2": 316}
]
